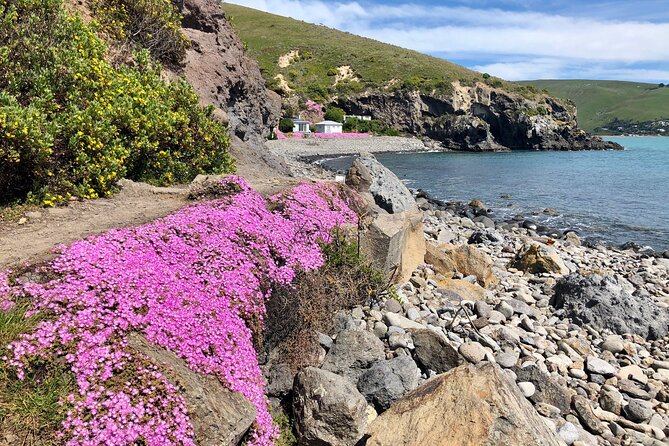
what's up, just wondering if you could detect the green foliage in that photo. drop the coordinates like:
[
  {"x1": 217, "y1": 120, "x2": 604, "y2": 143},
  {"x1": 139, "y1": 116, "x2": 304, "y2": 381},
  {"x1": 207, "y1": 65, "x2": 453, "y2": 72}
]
[
  {"x1": 223, "y1": 4, "x2": 496, "y2": 100},
  {"x1": 324, "y1": 107, "x2": 345, "y2": 123},
  {"x1": 0, "y1": 293, "x2": 76, "y2": 444},
  {"x1": 519, "y1": 79, "x2": 669, "y2": 133},
  {"x1": 90, "y1": 0, "x2": 190, "y2": 66},
  {"x1": 343, "y1": 118, "x2": 400, "y2": 136},
  {"x1": 0, "y1": 0, "x2": 233, "y2": 205},
  {"x1": 279, "y1": 118, "x2": 294, "y2": 133},
  {"x1": 272, "y1": 411, "x2": 297, "y2": 446}
]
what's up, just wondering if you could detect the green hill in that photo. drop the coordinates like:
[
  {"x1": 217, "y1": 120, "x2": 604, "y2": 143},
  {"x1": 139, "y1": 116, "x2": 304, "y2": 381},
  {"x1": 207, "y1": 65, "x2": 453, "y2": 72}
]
[
  {"x1": 519, "y1": 80, "x2": 669, "y2": 134},
  {"x1": 224, "y1": 4, "x2": 524, "y2": 101}
]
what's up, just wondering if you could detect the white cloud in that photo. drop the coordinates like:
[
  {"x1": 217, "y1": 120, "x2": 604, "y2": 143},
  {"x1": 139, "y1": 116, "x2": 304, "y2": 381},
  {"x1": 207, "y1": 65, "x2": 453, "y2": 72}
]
[{"x1": 226, "y1": 0, "x2": 669, "y2": 81}]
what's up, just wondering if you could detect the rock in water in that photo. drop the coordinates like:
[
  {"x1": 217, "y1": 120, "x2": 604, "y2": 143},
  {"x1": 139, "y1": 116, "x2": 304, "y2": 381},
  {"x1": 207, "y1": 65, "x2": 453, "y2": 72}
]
[
  {"x1": 128, "y1": 334, "x2": 256, "y2": 445},
  {"x1": 357, "y1": 356, "x2": 420, "y2": 411},
  {"x1": 346, "y1": 153, "x2": 417, "y2": 214},
  {"x1": 552, "y1": 274, "x2": 669, "y2": 340},
  {"x1": 293, "y1": 367, "x2": 368, "y2": 446},
  {"x1": 366, "y1": 363, "x2": 564, "y2": 446},
  {"x1": 512, "y1": 244, "x2": 569, "y2": 275}
]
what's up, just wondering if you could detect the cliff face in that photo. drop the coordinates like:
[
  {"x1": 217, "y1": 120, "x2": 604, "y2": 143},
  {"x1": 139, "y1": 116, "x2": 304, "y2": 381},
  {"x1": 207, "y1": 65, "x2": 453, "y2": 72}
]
[
  {"x1": 336, "y1": 82, "x2": 622, "y2": 151},
  {"x1": 176, "y1": 0, "x2": 281, "y2": 147}
]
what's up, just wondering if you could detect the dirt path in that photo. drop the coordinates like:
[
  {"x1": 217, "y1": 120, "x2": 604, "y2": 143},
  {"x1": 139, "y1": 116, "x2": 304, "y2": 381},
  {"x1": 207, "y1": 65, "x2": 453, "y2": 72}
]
[
  {"x1": 0, "y1": 181, "x2": 190, "y2": 269},
  {"x1": 0, "y1": 138, "x2": 315, "y2": 269}
]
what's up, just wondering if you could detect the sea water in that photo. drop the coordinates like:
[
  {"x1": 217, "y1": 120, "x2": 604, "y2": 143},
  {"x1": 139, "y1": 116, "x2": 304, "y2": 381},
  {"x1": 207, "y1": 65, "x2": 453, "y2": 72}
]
[{"x1": 323, "y1": 137, "x2": 669, "y2": 251}]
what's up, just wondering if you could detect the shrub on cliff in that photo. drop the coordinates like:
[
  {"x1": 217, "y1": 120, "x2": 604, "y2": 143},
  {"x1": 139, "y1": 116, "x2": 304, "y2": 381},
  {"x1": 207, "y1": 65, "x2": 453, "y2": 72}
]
[
  {"x1": 0, "y1": 0, "x2": 233, "y2": 206},
  {"x1": 324, "y1": 106, "x2": 345, "y2": 123},
  {"x1": 279, "y1": 118, "x2": 294, "y2": 133},
  {"x1": 90, "y1": 0, "x2": 190, "y2": 65}
]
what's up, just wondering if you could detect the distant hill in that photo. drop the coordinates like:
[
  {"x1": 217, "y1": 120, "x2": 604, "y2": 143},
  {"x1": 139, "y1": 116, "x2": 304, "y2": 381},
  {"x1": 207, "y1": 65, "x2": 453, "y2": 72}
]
[
  {"x1": 223, "y1": 3, "x2": 519, "y2": 100},
  {"x1": 519, "y1": 80, "x2": 669, "y2": 134}
]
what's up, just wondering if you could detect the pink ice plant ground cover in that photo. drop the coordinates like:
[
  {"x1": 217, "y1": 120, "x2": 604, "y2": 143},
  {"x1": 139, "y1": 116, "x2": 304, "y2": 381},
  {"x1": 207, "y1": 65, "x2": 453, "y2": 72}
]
[
  {"x1": 313, "y1": 133, "x2": 369, "y2": 139},
  {"x1": 0, "y1": 177, "x2": 358, "y2": 446}
]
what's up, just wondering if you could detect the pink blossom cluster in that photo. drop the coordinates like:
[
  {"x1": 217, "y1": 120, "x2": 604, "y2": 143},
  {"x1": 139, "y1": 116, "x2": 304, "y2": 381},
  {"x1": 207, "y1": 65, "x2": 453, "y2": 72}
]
[
  {"x1": 303, "y1": 100, "x2": 325, "y2": 122},
  {"x1": 2, "y1": 177, "x2": 357, "y2": 446},
  {"x1": 0, "y1": 270, "x2": 15, "y2": 311},
  {"x1": 313, "y1": 133, "x2": 370, "y2": 139},
  {"x1": 273, "y1": 128, "x2": 288, "y2": 140}
]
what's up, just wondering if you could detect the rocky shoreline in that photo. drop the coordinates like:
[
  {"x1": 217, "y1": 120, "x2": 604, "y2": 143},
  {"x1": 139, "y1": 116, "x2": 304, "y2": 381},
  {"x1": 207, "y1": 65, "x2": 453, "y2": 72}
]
[{"x1": 261, "y1": 153, "x2": 669, "y2": 446}]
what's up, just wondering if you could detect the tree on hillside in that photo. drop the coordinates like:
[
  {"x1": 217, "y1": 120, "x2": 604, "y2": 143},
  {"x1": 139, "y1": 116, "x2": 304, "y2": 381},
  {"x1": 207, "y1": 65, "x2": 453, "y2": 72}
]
[{"x1": 324, "y1": 107, "x2": 345, "y2": 123}]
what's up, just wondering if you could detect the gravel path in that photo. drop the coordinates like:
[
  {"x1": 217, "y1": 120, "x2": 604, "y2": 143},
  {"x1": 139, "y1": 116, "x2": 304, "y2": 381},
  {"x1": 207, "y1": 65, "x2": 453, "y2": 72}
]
[{"x1": 267, "y1": 136, "x2": 433, "y2": 160}]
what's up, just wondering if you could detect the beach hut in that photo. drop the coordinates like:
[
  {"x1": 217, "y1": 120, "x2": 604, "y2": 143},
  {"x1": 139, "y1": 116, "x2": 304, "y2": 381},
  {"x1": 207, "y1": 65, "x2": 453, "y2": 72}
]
[
  {"x1": 292, "y1": 119, "x2": 311, "y2": 133},
  {"x1": 315, "y1": 120, "x2": 343, "y2": 134}
]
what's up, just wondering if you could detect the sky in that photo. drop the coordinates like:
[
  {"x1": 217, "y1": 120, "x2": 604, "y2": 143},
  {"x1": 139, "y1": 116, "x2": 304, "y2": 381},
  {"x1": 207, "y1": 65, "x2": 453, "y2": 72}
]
[{"x1": 228, "y1": 0, "x2": 669, "y2": 83}]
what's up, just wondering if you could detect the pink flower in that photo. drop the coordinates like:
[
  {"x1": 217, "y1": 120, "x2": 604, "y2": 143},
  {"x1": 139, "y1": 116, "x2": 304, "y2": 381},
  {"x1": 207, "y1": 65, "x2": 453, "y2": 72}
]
[{"x1": 2, "y1": 177, "x2": 357, "y2": 446}]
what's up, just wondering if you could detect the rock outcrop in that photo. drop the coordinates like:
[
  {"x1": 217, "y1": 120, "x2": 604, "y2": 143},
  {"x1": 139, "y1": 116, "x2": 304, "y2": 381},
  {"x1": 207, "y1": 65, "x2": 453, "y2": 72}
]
[
  {"x1": 293, "y1": 367, "x2": 368, "y2": 446},
  {"x1": 335, "y1": 83, "x2": 622, "y2": 151},
  {"x1": 552, "y1": 274, "x2": 669, "y2": 339},
  {"x1": 127, "y1": 334, "x2": 256, "y2": 445},
  {"x1": 347, "y1": 153, "x2": 426, "y2": 283},
  {"x1": 365, "y1": 363, "x2": 565, "y2": 446},
  {"x1": 176, "y1": 0, "x2": 281, "y2": 147}
]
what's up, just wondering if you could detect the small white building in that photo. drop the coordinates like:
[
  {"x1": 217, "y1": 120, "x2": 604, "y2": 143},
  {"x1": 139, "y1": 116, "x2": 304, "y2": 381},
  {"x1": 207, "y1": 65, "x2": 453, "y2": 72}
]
[
  {"x1": 344, "y1": 114, "x2": 372, "y2": 122},
  {"x1": 292, "y1": 119, "x2": 311, "y2": 133},
  {"x1": 315, "y1": 120, "x2": 343, "y2": 133}
]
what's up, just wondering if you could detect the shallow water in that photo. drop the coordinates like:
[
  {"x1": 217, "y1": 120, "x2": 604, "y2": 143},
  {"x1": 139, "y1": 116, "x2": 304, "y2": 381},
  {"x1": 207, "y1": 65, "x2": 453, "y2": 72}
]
[{"x1": 322, "y1": 137, "x2": 669, "y2": 251}]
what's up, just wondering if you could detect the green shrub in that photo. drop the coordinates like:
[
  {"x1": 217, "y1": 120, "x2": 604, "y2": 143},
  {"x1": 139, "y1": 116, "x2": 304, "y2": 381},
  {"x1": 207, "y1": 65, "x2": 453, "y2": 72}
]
[
  {"x1": 343, "y1": 118, "x2": 399, "y2": 136},
  {"x1": 324, "y1": 107, "x2": 345, "y2": 123},
  {"x1": 0, "y1": 0, "x2": 233, "y2": 205},
  {"x1": 279, "y1": 118, "x2": 294, "y2": 133},
  {"x1": 89, "y1": 0, "x2": 190, "y2": 66}
]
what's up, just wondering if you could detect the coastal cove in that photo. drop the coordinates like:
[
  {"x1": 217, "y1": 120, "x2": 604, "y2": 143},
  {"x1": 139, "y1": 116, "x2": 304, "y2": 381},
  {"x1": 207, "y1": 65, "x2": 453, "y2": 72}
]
[{"x1": 322, "y1": 137, "x2": 669, "y2": 252}]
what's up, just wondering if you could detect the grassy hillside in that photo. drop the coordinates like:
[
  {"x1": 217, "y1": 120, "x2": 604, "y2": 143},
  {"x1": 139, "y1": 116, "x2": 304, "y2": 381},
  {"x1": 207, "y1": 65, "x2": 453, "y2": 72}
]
[
  {"x1": 224, "y1": 4, "x2": 524, "y2": 101},
  {"x1": 520, "y1": 80, "x2": 669, "y2": 133}
]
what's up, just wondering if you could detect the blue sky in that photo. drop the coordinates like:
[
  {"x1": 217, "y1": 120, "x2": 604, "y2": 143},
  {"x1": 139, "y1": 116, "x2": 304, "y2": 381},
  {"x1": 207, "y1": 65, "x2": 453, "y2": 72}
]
[{"x1": 228, "y1": 0, "x2": 669, "y2": 83}]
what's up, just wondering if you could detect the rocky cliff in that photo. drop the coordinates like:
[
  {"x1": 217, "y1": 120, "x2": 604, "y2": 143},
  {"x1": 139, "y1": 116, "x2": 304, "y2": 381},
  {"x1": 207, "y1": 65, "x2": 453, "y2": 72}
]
[
  {"x1": 175, "y1": 0, "x2": 281, "y2": 147},
  {"x1": 336, "y1": 82, "x2": 622, "y2": 151}
]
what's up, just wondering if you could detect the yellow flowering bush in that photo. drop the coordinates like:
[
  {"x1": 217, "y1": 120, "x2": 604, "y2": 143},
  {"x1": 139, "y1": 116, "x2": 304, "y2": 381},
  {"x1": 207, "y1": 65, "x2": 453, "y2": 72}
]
[
  {"x1": 0, "y1": 0, "x2": 233, "y2": 205},
  {"x1": 90, "y1": 0, "x2": 190, "y2": 66}
]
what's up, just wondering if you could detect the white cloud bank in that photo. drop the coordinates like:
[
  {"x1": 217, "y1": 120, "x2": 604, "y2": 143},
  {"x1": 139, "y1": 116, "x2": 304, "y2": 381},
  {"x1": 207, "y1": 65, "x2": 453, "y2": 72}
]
[{"x1": 227, "y1": 0, "x2": 669, "y2": 81}]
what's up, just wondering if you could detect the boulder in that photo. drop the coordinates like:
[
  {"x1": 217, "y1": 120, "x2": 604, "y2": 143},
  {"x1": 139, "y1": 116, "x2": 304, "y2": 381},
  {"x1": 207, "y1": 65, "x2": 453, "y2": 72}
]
[
  {"x1": 360, "y1": 208, "x2": 426, "y2": 283},
  {"x1": 514, "y1": 364, "x2": 573, "y2": 414},
  {"x1": 552, "y1": 274, "x2": 669, "y2": 340},
  {"x1": 346, "y1": 153, "x2": 417, "y2": 214},
  {"x1": 357, "y1": 356, "x2": 420, "y2": 411},
  {"x1": 435, "y1": 278, "x2": 487, "y2": 301},
  {"x1": 128, "y1": 334, "x2": 256, "y2": 445},
  {"x1": 425, "y1": 242, "x2": 498, "y2": 288},
  {"x1": 293, "y1": 367, "x2": 368, "y2": 446},
  {"x1": 322, "y1": 329, "x2": 386, "y2": 382},
  {"x1": 412, "y1": 329, "x2": 461, "y2": 373},
  {"x1": 365, "y1": 363, "x2": 564, "y2": 446},
  {"x1": 512, "y1": 244, "x2": 569, "y2": 275}
]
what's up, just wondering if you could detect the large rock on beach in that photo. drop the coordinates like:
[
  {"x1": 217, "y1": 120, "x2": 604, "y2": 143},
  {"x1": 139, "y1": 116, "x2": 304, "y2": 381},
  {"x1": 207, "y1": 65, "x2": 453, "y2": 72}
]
[
  {"x1": 365, "y1": 363, "x2": 564, "y2": 446},
  {"x1": 412, "y1": 329, "x2": 462, "y2": 373},
  {"x1": 425, "y1": 242, "x2": 498, "y2": 288},
  {"x1": 293, "y1": 367, "x2": 368, "y2": 446},
  {"x1": 357, "y1": 356, "x2": 421, "y2": 411},
  {"x1": 346, "y1": 153, "x2": 417, "y2": 214},
  {"x1": 349, "y1": 154, "x2": 425, "y2": 283},
  {"x1": 513, "y1": 243, "x2": 569, "y2": 275},
  {"x1": 128, "y1": 334, "x2": 256, "y2": 445},
  {"x1": 360, "y1": 209, "x2": 426, "y2": 283},
  {"x1": 552, "y1": 274, "x2": 669, "y2": 339},
  {"x1": 321, "y1": 329, "x2": 386, "y2": 382}
]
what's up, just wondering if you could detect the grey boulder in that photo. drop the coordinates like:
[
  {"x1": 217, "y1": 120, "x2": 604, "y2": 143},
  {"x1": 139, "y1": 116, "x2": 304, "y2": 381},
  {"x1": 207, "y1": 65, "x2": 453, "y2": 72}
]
[
  {"x1": 357, "y1": 356, "x2": 420, "y2": 410},
  {"x1": 322, "y1": 329, "x2": 386, "y2": 382},
  {"x1": 552, "y1": 274, "x2": 669, "y2": 340},
  {"x1": 293, "y1": 367, "x2": 368, "y2": 446}
]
